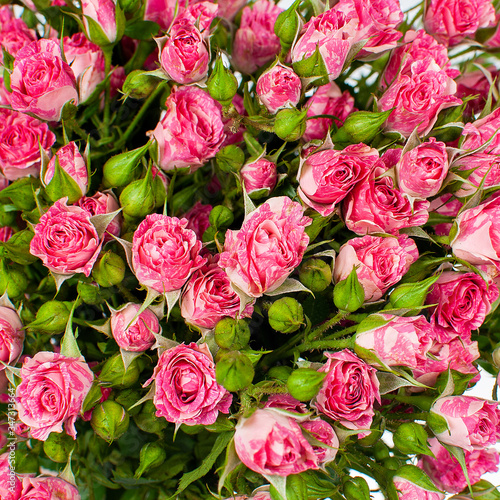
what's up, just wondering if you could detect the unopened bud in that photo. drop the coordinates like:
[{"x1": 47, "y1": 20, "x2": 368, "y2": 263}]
[
  {"x1": 133, "y1": 400, "x2": 168, "y2": 435},
  {"x1": 214, "y1": 318, "x2": 251, "y2": 350},
  {"x1": 388, "y1": 275, "x2": 439, "y2": 314},
  {"x1": 122, "y1": 70, "x2": 158, "y2": 99},
  {"x1": 43, "y1": 432, "x2": 76, "y2": 463},
  {"x1": 216, "y1": 145, "x2": 245, "y2": 173},
  {"x1": 207, "y1": 55, "x2": 238, "y2": 106},
  {"x1": 28, "y1": 300, "x2": 72, "y2": 334},
  {"x1": 134, "y1": 442, "x2": 167, "y2": 478},
  {"x1": 77, "y1": 281, "x2": 103, "y2": 305},
  {"x1": 120, "y1": 171, "x2": 156, "y2": 219},
  {"x1": 268, "y1": 297, "x2": 304, "y2": 334},
  {"x1": 92, "y1": 251, "x2": 126, "y2": 288},
  {"x1": 286, "y1": 368, "x2": 326, "y2": 401},
  {"x1": 332, "y1": 110, "x2": 393, "y2": 145},
  {"x1": 333, "y1": 266, "x2": 364, "y2": 313},
  {"x1": 0, "y1": 260, "x2": 27, "y2": 299},
  {"x1": 91, "y1": 400, "x2": 130, "y2": 442},
  {"x1": 298, "y1": 258, "x2": 332, "y2": 292},
  {"x1": 274, "y1": 108, "x2": 307, "y2": 142},
  {"x1": 216, "y1": 350, "x2": 254, "y2": 392},
  {"x1": 343, "y1": 477, "x2": 371, "y2": 500},
  {"x1": 274, "y1": 0, "x2": 302, "y2": 51},
  {"x1": 394, "y1": 422, "x2": 432, "y2": 456},
  {"x1": 102, "y1": 143, "x2": 148, "y2": 188},
  {"x1": 268, "y1": 365, "x2": 292, "y2": 382}
]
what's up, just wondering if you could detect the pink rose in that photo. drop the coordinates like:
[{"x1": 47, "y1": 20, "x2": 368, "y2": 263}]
[
  {"x1": 82, "y1": 0, "x2": 118, "y2": 44},
  {"x1": 180, "y1": 256, "x2": 253, "y2": 329},
  {"x1": 424, "y1": 0, "x2": 496, "y2": 46},
  {"x1": 454, "y1": 153, "x2": 500, "y2": 197},
  {"x1": 21, "y1": 476, "x2": 81, "y2": 499},
  {"x1": 0, "y1": 16, "x2": 36, "y2": 62},
  {"x1": 429, "y1": 193, "x2": 462, "y2": 236},
  {"x1": 234, "y1": 408, "x2": 319, "y2": 476},
  {"x1": 0, "y1": 305, "x2": 24, "y2": 371},
  {"x1": 0, "y1": 109, "x2": 55, "y2": 181},
  {"x1": 461, "y1": 107, "x2": 500, "y2": 153},
  {"x1": 132, "y1": 214, "x2": 206, "y2": 294},
  {"x1": 0, "y1": 452, "x2": 21, "y2": 500},
  {"x1": 219, "y1": 197, "x2": 311, "y2": 297},
  {"x1": 264, "y1": 394, "x2": 308, "y2": 414},
  {"x1": 232, "y1": 0, "x2": 282, "y2": 74},
  {"x1": 217, "y1": 0, "x2": 246, "y2": 20},
  {"x1": 315, "y1": 349, "x2": 380, "y2": 431},
  {"x1": 393, "y1": 478, "x2": 444, "y2": 500},
  {"x1": 183, "y1": 201, "x2": 212, "y2": 239},
  {"x1": 301, "y1": 418, "x2": 339, "y2": 464},
  {"x1": 16, "y1": 351, "x2": 94, "y2": 440},
  {"x1": 30, "y1": 198, "x2": 102, "y2": 277},
  {"x1": 110, "y1": 303, "x2": 159, "y2": 352},
  {"x1": 176, "y1": 1, "x2": 218, "y2": 34},
  {"x1": 150, "y1": 342, "x2": 232, "y2": 425},
  {"x1": 10, "y1": 39, "x2": 78, "y2": 122},
  {"x1": 456, "y1": 67, "x2": 499, "y2": 117},
  {"x1": 0, "y1": 227, "x2": 12, "y2": 242},
  {"x1": 151, "y1": 86, "x2": 225, "y2": 172},
  {"x1": 240, "y1": 159, "x2": 278, "y2": 195},
  {"x1": 430, "y1": 396, "x2": 500, "y2": 451},
  {"x1": 298, "y1": 144, "x2": 379, "y2": 216},
  {"x1": 419, "y1": 438, "x2": 499, "y2": 493},
  {"x1": 303, "y1": 82, "x2": 356, "y2": 143},
  {"x1": 256, "y1": 64, "x2": 301, "y2": 114},
  {"x1": 396, "y1": 138, "x2": 449, "y2": 199},
  {"x1": 144, "y1": 0, "x2": 178, "y2": 30}
]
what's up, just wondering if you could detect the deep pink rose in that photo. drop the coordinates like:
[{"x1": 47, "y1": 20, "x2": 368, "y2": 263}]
[
  {"x1": 177, "y1": 1, "x2": 218, "y2": 33},
  {"x1": 16, "y1": 352, "x2": 94, "y2": 441},
  {"x1": 298, "y1": 144, "x2": 379, "y2": 216},
  {"x1": 0, "y1": 16, "x2": 36, "y2": 63},
  {"x1": 456, "y1": 67, "x2": 499, "y2": 117},
  {"x1": 0, "y1": 227, "x2": 12, "y2": 242},
  {"x1": 454, "y1": 153, "x2": 500, "y2": 197},
  {"x1": 240, "y1": 159, "x2": 278, "y2": 195},
  {"x1": 10, "y1": 39, "x2": 78, "y2": 122},
  {"x1": 132, "y1": 214, "x2": 206, "y2": 294},
  {"x1": 217, "y1": 0, "x2": 246, "y2": 20},
  {"x1": 183, "y1": 201, "x2": 212, "y2": 239},
  {"x1": 219, "y1": 197, "x2": 311, "y2": 297},
  {"x1": 150, "y1": 342, "x2": 232, "y2": 426},
  {"x1": 151, "y1": 86, "x2": 226, "y2": 172},
  {"x1": 30, "y1": 198, "x2": 102, "y2": 277},
  {"x1": 110, "y1": 303, "x2": 159, "y2": 352},
  {"x1": 429, "y1": 193, "x2": 462, "y2": 236},
  {"x1": 256, "y1": 64, "x2": 301, "y2": 114},
  {"x1": 461, "y1": 107, "x2": 500, "y2": 153},
  {"x1": 420, "y1": 438, "x2": 499, "y2": 493},
  {"x1": 234, "y1": 408, "x2": 319, "y2": 476},
  {"x1": 303, "y1": 83, "x2": 356, "y2": 142},
  {"x1": 426, "y1": 271, "x2": 499, "y2": 336},
  {"x1": 0, "y1": 452, "x2": 21, "y2": 500},
  {"x1": 232, "y1": 0, "x2": 282, "y2": 74},
  {"x1": 0, "y1": 306, "x2": 24, "y2": 371},
  {"x1": 264, "y1": 394, "x2": 308, "y2": 414},
  {"x1": 396, "y1": 138, "x2": 449, "y2": 199},
  {"x1": 393, "y1": 478, "x2": 444, "y2": 500},
  {"x1": 431, "y1": 396, "x2": 500, "y2": 450},
  {"x1": 157, "y1": 20, "x2": 209, "y2": 84},
  {"x1": 21, "y1": 476, "x2": 81, "y2": 499},
  {"x1": 315, "y1": 349, "x2": 380, "y2": 431},
  {"x1": 82, "y1": 0, "x2": 118, "y2": 44},
  {"x1": 424, "y1": 0, "x2": 496, "y2": 46},
  {"x1": 301, "y1": 418, "x2": 339, "y2": 464},
  {"x1": 0, "y1": 109, "x2": 55, "y2": 181}
]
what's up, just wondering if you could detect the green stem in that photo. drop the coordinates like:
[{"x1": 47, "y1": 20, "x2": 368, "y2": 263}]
[
  {"x1": 259, "y1": 329, "x2": 308, "y2": 370},
  {"x1": 385, "y1": 412, "x2": 427, "y2": 421},
  {"x1": 323, "y1": 324, "x2": 357, "y2": 341},
  {"x1": 297, "y1": 336, "x2": 355, "y2": 353},
  {"x1": 242, "y1": 116, "x2": 275, "y2": 133},
  {"x1": 307, "y1": 311, "x2": 347, "y2": 340}
]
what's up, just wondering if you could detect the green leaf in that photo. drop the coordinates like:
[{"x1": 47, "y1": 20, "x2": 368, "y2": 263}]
[
  {"x1": 0, "y1": 229, "x2": 37, "y2": 265},
  {"x1": 0, "y1": 177, "x2": 39, "y2": 211},
  {"x1": 442, "y1": 444, "x2": 472, "y2": 494},
  {"x1": 60, "y1": 301, "x2": 82, "y2": 358},
  {"x1": 394, "y1": 465, "x2": 442, "y2": 493},
  {"x1": 427, "y1": 411, "x2": 449, "y2": 435}
]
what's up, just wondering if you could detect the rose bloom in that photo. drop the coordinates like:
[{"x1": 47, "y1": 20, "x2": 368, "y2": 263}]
[
  {"x1": 110, "y1": 303, "x2": 160, "y2": 352},
  {"x1": 303, "y1": 82, "x2": 356, "y2": 142},
  {"x1": 393, "y1": 478, "x2": 444, "y2": 500},
  {"x1": 264, "y1": 394, "x2": 308, "y2": 414},
  {"x1": 234, "y1": 408, "x2": 319, "y2": 476},
  {"x1": 461, "y1": 107, "x2": 500, "y2": 153},
  {"x1": 144, "y1": 0, "x2": 179, "y2": 30},
  {"x1": 157, "y1": 20, "x2": 209, "y2": 84},
  {"x1": 149, "y1": 342, "x2": 232, "y2": 425},
  {"x1": 16, "y1": 351, "x2": 94, "y2": 441},
  {"x1": 181, "y1": 256, "x2": 254, "y2": 330},
  {"x1": 0, "y1": 227, "x2": 12, "y2": 242},
  {"x1": 431, "y1": 396, "x2": 500, "y2": 451},
  {"x1": 10, "y1": 39, "x2": 78, "y2": 122},
  {"x1": 0, "y1": 452, "x2": 22, "y2": 500},
  {"x1": 219, "y1": 197, "x2": 311, "y2": 297},
  {"x1": 182, "y1": 201, "x2": 212, "y2": 240},
  {"x1": 0, "y1": 109, "x2": 55, "y2": 181},
  {"x1": 82, "y1": 0, "x2": 118, "y2": 44},
  {"x1": 256, "y1": 64, "x2": 301, "y2": 114},
  {"x1": 132, "y1": 214, "x2": 206, "y2": 294},
  {"x1": 240, "y1": 159, "x2": 278, "y2": 195},
  {"x1": 21, "y1": 476, "x2": 81, "y2": 500},
  {"x1": 301, "y1": 418, "x2": 339, "y2": 464},
  {"x1": 298, "y1": 144, "x2": 379, "y2": 216},
  {"x1": 315, "y1": 349, "x2": 380, "y2": 431},
  {"x1": 0, "y1": 16, "x2": 36, "y2": 63},
  {"x1": 151, "y1": 86, "x2": 225, "y2": 172},
  {"x1": 454, "y1": 153, "x2": 500, "y2": 198},
  {"x1": 30, "y1": 198, "x2": 102, "y2": 277},
  {"x1": 396, "y1": 138, "x2": 449, "y2": 199},
  {"x1": 0, "y1": 305, "x2": 24, "y2": 371},
  {"x1": 232, "y1": 0, "x2": 282, "y2": 74},
  {"x1": 177, "y1": 1, "x2": 218, "y2": 33},
  {"x1": 456, "y1": 67, "x2": 499, "y2": 118},
  {"x1": 424, "y1": 0, "x2": 496, "y2": 46}
]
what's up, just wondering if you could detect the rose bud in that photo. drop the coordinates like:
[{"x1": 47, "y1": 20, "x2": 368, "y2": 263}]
[
  {"x1": 268, "y1": 365, "x2": 293, "y2": 382},
  {"x1": 332, "y1": 110, "x2": 393, "y2": 146},
  {"x1": 388, "y1": 275, "x2": 439, "y2": 314},
  {"x1": 102, "y1": 143, "x2": 149, "y2": 188},
  {"x1": 99, "y1": 353, "x2": 140, "y2": 388},
  {"x1": 216, "y1": 145, "x2": 246, "y2": 173},
  {"x1": 275, "y1": 108, "x2": 307, "y2": 141},
  {"x1": 134, "y1": 442, "x2": 167, "y2": 479},
  {"x1": 91, "y1": 400, "x2": 130, "y2": 442},
  {"x1": 298, "y1": 259, "x2": 332, "y2": 293},
  {"x1": 207, "y1": 55, "x2": 238, "y2": 106},
  {"x1": 122, "y1": 70, "x2": 159, "y2": 99},
  {"x1": 268, "y1": 297, "x2": 304, "y2": 333},
  {"x1": 82, "y1": 0, "x2": 124, "y2": 46},
  {"x1": 43, "y1": 432, "x2": 76, "y2": 463},
  {"x1": 287, "y1": 368, "x2": 327, "y2": 402},
  {"x1": 0, "y1": 261, "x2": 27, "y2": 300},
  {"x1": 152, "y1": 170, "x2": 167, "y2": 209},
  {"x1": 77, "y1": 281, "x2": 102, "y2": 305},
  {"x1": 394, "y1": 422, "x2": 433, "y2": 457},
  {"x1": 274, "y1": 0, "x2": 302, "y2": 51},
  {"x1": 114, "y1": 389, "x2": 142, "y2": 416},
  {"x1": 0, "y1": 304, "x2": 24, "y2": 371},
  {"x1": 133, "y1": 399, "x2": 168, "y2": 435},
  {"x1": 120, "y1": 168, "x2": 156, "y2": 219},
  {"x1": 343, "y1": 477, "x2": 371, "y2": 500},
  {"x1": 240, "y1": 159, "x2": 278, "y2": 197},
  {"x1": 256, "y1": 63, "x2": 301, "y2": 114},
  {"x1": 78, "y1": 191, "x2": 122, "y2": 243},
  {"x1": 93, "y1": 251, "x2": 126, "y2": 288},
  {"x1": 214, "y1": 318, "x2": 251, "y2": 350},
  {"x1": 216, "y1": 350, "x2": 254, "y2": 392},
  {"x1": 333, "y1": 267, "x2": 365, "y2": 313},
  {"x1": 27, "y1": 300, "x2": 72, "y2": 335}
]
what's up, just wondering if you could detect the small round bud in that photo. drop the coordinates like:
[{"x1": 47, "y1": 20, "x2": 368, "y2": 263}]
[
  {"x1": 373, "y1": 441, "x2": 390, "y2": 461},
  {"x1": 332, "y1": 110, "x2": 393, "y2": 145},
  {"x1": 393, "y1": 422, "x2": 432, "y2": 456},
  {"x1": 274, "y1": 108, "x2": 307, "y2": 142},
  {"x1": 216, "y1": 145, "x2": 245, "y2": 174},
  {"x1": 122, "y1": 70, "x2": 158, "y2": 99},
  {"x1": 214, "y1": 318, "x2": 251, "y2": 350},
  {"x1": 0, "y1": 261, "x2": 27, "y2": 299},
  {"x1": 102, "y1": 143, "x2": 148, "y2": 188},
  {"x1": 114, "y1": 389, "x2": 143, "y2": 416},
  {"x1": 268, "y1": 365, "x2": 292, "y2": 382},
  {"x1": 43, "y1": 432, "x2": 76, "y2": 463},
  {"x1": 99, "y1": 353, "x2": 140, "y2": 388},
  {"x1": 28, "y1": 300, "x2": 72, "y2": 334},
  {"x1": 268, "y1": 297, "x2": 304, "y2": 334},
  {"x1": 333, "y1": 267, "x2": 364, "y2": 313},
  {"x1": 133, "y1": 400, "x2": 168, "y2": 435},
  {"x1": 216, "y1": 350, "x2": 254, "y2": 392},
  {"x1": 388, "y1": 275, "x2": 439, "y2": 314},
  {"x1": 92, "y1": 252, "x2": 126, "y2": 288},
  {"x1": 209, "y1": 205, "x2": 234, "y2": 229},
  {"x1": 77, "y1": 281, "x2": 103, "y2": 305},
  {"x1": 119, "y1": 176, "x2": 156, "y2": 219},
  {"x1": 274, "y1": 0, "x2": 301, "y2": 50},
  {"x1": 286, "y1": 368, "x2": 326, "y2": 401},
  {"x1": 343, "y1": 477, "x2": 371, "y2": 500},
  {"x1": 134, "y1": 442, "x2": 167, "y2": 478},
  {"x1": 207, "y1": 56, "x2": 238, "y2": 106},
  {"x1": 298, "y1": 258, "x2": 332, "y2": 292},
  {"x1": 91, "y1": 401, "x2": 130, "y2": 443}
]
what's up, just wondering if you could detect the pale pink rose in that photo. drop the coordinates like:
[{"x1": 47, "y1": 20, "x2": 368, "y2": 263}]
[
  {"x1": 393, "y1": 478, "x2": 444, "y2": 500},
  {"x1": 240, "y1": 159, "x2": 278, "y2": 195},
  {"x1": 301, "y1": 418, "x2": 339, "y2": 464},
  {"x1": 181, "y1": 256, "x2": 253, "y2": 329},
  {"x1": 343, "y1": 150, "x2": 430, "y2": 234},
  {"x1": 82, "y1": 0, "x2": 118, "y2": 44},
  {"x1": 219, "y1": 197, "x2": 311, "y2": 297},
  {"x1": 234, "y1": 408, "x2": 319, "y2": 476},
  {"x1": 63, "y1": 33, "x2": 105, "y2": 103},
  {"x1": 303, "y1": 82, "x2": 356, "y2": 142},
  {"x1": 77, "y1": 190, "x2": 122, "y2": 243},
  {"x1": 110, "y1": 303, "x2": 159, "y2": 352},
  {"x1": 298, "y1": 144, "x2": 379, "y2": 216},
  {"x1": 132, "y1": 214, "x2": 206, "y2": 294},
  {"x1": 10, "y1": 39, "x2": 78, "y2": 122},
  {"x1": 0, "y1": 452, "x2": 21, "y2": 500},
  {"x1": 0, "y1": 109, "x2": 55, "y2": 181},
  {"x1": 461, "y1": 107, "x2": 500, "y2": 153},
  {"x1": 454, "y1": 153, "x2": 500, "y2": 197},
  {"x1": 30, "y1": 198, "x2": 102, "y2": 277},
  {"x1": 21, "y1": 476, "x2": 81, "y2": 499},
  {"x1": 149, "y1": 342, "x2": 232, "y2": 425},
  {"x1": 0, "y1": 16, "x2": 36, "y2": 63},
  {"x1": 424, "y1": 0, "x2": 496, "y2": 46},
  {"x1": 151, "y1": 86, "x2": 226, "y2": 172},
  {"x1": 355, "y1": 314, "x2": 433, "y2": 369},
  {"x1": 0, "y1": 227, "x2": 12, "y2": 242},
  {"x1": 292, "y1": 9, "x2": 356, "y2": 82},
  {"x1": 0, "y1": 306, "x2": 24, "y2": 371},
  {"x1": 456, "y1": 67, "x2": 499, "y2": 117},
  {"x1": 426, "y1": 271, "x2": 499, "y2": 336},
  {"x1": 183, "y1": 201, "x2": 212, "y2": 239},
  {"x1": 232, "y1": 0, "x2": 282, "y2": 74},
  {"x1": 396, "y1": 138, "x2": 449, "y2": 199},
  {"x1": 263, "y1": 394, "x2": 308, "y2": 413},
  {"x1": 177, "y1": 1, "x2": 218, "y2": 33},
  {"x1": 217, "y1": 0, "x2": 246, "y2": 20},
  {"x1": 256, "y1": 64, "x2": 301, "y2": 114},
  {"x1": 431, "y1": 396, "x2": 500, "y2": 451},
  {"x1": 16, "y1": 352, "x2": 94, "y2": 440},
  {"x1": 44, "y1": 142, "x2": 88, "y2": 198},
  {"x1": 428, "y1": 193, "x2": 462, "y2": 236},
  {"x1": 420, "y1": 438, "x2": 499, "y2": 493},
  {"x1": 315, "y1": 349, "x2": 380, "y2": 431},
  {"x1": 379, "y1": 58, "x2": 462, "y2": 137}
]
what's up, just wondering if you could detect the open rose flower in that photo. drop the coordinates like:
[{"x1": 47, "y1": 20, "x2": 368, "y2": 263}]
[
  {"x1": 183, "y1": 201, "x2": 212, "y2": 240},
  {"x1": 0, "y1": 452, "x2": 21, "y2": 500},
  {"x1": 0, "y1": 16, "x2": 36, "y2": 62},
  {"x1": 16, "y1": 352, "x2": 94, "y2": 441},
  {"x1": 240, "y1": 159, "x2": 278, "y2": 195},
  {"x1": 256, "y1": 63, "x2": 301, "y2": 114},
  {"x1": 301, "y1": 418, "x2": 339, "y2": 464},
  {"x1": 21, "y1": 476, "x2": 81, "y2": 500},
  {"x1": 149, "y1": 342, "x2": 232, "y2": 426},
  {"x1": 0, "y1": 305, "x2": 24, "y2": 371},
  {"x1": 176, "y1": 1, "x2": 218, "y2": 33},
  {"x1": 77, "y1": 191, "x2": 121, "y2": 243}
]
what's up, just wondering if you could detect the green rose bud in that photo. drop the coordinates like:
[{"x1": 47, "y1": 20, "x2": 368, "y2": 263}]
[
  {"x1": 209, "y1": 205, "x2": 234, "y2": 229},
  {"x1": 332, "y1": 110, "x2": 393, "y2": 145},
  {"x1": 492, "y1": 343, "x2": 500, "y2": 369},
  {"x1": 214, "y1": 318, "x2": 251, "y2": 350},
  {"x1": 333, "y1": 266, "x2": 364, "y2": 313},
  {"x1": 92, "y1": 251, "x2": 126, "y2": 288},
  {"x1": 99, "y1": 353, "x2": 140, "y2": 388},
  {"x1": 114, "y1": 389, "x2": 143, "y2": 416},
  {"x1": 286, "y1": 368, "x2": 326, "y2": 401},
  {"x1": 119, "y1": 167, "x2": 156, "y2": 219},
  {"x1": 43, "y1": 432, "x2": 76, "y2": 463},
  {"x1": 122, "y1": 70, "x2": 158, "y2": 99},
  {"x1": 0, "y1": 260, "x2": 27, "y2": 299},
  {"x1": 268, "y1": 297, "x2": 304, "y2": 334},
  {"x1": 292, "y1": 45, "x2": 328, "y2": 87},
  {"x1": 216, "y1": 144, "x2": 245, "y2": 173},
  {"x1": 133, "y1": 400, "x2": 168, "y2": 436},
  {"x1": 274, "y1": 108, "x2": 307, "y2": 142},
  {"x1": 91, "y1": 400, "x2": 130, "y2": 443},
  {"x1": 274, "y1": 0, "x2": 301, "y2": 51},
  {"x1": 134, "y1": 442, "x2": 167, "y2": 478},
  {"x1": 77, "y1": 281, "x2": 103, "y2": 305},
  {"x1": 216, "y1": 350, "x2": 254, "y2": 392},
  {"x1": 387, "y1": 275, "x2": 439, "y2": 314},
  {"x1": 267, "y1": 365, "x2": 292, "y2": 382},
  {"x1": 28, "y1": 300, "x2": 73, "y2": 334},
  {"x1": 343, "y1": 477, "x2": 371, "y2": 500},
  {"x1": 152, "y1": 172, "x2": 167, "y2": 209},
  {"x1": 298, "y1": 258, "x2": 332, "y2": 292},
  {"x1": 373, "y1": 441, "x2": 390, "y2": 461},
  {"x1": 393, "y1": 422, "x2": 433, "y2": 456},
  {"x1": 102, "y1": 143, "x2": 149, "y2": 188},
  {"x1": 383, "y1": 457, "x2": 400, "y2": 471},
  {"x1": 207, "y1": 55, "x2": 238, "y2": 106}
]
